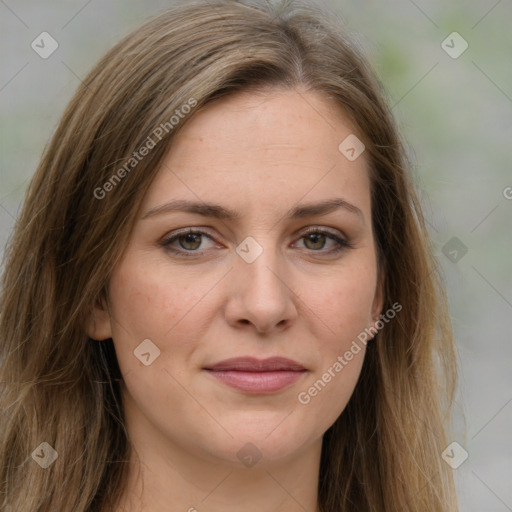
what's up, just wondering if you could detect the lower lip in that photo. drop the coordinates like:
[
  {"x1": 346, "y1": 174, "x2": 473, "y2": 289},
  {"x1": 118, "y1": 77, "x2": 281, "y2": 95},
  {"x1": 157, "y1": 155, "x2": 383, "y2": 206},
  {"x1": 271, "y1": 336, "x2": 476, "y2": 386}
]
[{"x1": 204, "y1": 370, "x2": 306, "y2": 394}]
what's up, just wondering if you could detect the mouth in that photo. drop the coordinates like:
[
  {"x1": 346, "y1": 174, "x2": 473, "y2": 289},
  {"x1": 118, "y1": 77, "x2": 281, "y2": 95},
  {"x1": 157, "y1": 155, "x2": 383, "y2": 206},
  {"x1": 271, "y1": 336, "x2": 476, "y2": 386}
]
[{"x1": 203, "y1": 357, "x2": 307, "y2": 394}]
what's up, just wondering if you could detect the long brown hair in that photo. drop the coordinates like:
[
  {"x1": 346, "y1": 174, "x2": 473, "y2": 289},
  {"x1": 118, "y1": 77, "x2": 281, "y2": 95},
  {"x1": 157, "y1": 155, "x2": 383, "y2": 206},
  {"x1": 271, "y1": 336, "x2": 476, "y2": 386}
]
[{"x1": 0, "y1": 1, "x2": 458, "y2": 510}]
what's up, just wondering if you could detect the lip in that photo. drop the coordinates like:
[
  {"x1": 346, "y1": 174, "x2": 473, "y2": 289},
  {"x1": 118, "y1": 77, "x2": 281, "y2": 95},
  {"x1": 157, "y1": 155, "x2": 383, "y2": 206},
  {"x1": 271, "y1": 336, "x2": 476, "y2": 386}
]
[
  {"x1": 204, "y1": 357, "x2": 306, "y2": 372},
  {"x1": 203, "y1": 357, "x2": 307, "y2": 394}
]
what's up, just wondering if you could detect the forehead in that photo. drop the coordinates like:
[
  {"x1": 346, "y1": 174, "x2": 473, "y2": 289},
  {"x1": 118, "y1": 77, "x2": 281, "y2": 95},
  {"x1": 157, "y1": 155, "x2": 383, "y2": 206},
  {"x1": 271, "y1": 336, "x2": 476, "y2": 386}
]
[{"x1": 141, "y1": 87, "x2": 371, "y2": 222}]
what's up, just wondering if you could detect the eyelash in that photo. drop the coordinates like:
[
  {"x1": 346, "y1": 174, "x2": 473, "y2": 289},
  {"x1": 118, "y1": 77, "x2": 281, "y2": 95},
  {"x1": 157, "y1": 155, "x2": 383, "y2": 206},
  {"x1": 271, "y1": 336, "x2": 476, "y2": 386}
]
[{"x1": 160, "y1": 226, "x2": 353, "y2": 258}]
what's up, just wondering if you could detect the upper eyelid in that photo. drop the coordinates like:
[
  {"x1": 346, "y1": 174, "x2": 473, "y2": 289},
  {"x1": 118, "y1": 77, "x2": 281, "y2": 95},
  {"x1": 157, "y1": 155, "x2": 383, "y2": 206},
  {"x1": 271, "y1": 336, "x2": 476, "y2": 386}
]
[
  {"x1": 162, "y1": 226, "x2": 348, "y2": 249},
  {"x1": 164, "y1": 224, "x2": 345, "y2": 238}
]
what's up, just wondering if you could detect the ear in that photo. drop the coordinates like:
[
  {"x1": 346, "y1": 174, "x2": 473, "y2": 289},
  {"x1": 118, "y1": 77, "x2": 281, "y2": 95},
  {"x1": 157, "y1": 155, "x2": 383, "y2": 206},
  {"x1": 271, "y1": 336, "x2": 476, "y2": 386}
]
[{"x1": 85, "y1": 294, "x2": 112, "y2": 341}]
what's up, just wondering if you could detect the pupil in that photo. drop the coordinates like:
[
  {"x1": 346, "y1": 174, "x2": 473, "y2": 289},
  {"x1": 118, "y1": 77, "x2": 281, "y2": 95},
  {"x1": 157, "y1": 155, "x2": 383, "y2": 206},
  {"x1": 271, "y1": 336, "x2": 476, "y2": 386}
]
[
  {"x1": 307, "y1": 233, "x2": 324, "y2": 249},
  {"x1": 183, "y1": 233, "x2": 200, "y2": 249}
]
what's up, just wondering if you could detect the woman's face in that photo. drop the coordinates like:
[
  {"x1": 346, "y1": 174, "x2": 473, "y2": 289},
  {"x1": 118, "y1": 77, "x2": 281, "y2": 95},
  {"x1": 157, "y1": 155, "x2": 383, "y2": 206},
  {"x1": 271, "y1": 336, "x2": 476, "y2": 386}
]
[{"x1": 88, "y1": 87, "x2": 383, "y2": 468}]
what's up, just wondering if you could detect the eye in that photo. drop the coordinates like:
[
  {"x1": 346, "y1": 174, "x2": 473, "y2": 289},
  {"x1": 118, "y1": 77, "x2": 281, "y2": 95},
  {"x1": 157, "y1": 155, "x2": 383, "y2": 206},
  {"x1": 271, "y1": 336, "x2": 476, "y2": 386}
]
[
  {"x1": 161, "y1": 228, "x2": 217, "y2": 256},
  {"x1": 160, "y1": 226, "x2": 353, "y2": 258},
  {"x1": 293, "y1": 226, "x2": 353, "y2": 255}
]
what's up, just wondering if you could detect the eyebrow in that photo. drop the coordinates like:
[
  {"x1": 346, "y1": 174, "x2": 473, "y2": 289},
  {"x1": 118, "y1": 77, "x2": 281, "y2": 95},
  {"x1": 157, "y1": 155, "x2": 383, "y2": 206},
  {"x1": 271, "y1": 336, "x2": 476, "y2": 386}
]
[{"x1": 141, "y1": 197, "x2": 364, "y2": 223}]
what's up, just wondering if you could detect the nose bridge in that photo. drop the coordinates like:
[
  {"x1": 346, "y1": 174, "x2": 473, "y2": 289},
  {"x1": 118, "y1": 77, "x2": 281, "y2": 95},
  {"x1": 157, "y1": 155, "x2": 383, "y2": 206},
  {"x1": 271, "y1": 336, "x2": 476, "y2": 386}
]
[
  {"x1": 234, "y1": 233, "x2": 286, "y2": 294},
  {"x1": 226, "y1": 232, "x2": 296, "y2": 332}
]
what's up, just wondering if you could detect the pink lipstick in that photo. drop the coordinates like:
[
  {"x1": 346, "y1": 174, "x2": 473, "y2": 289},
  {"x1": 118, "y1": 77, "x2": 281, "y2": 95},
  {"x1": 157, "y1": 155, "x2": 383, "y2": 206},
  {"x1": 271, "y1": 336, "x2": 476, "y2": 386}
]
[{"x1": 203, "y1": 357, "x2": 307, "y2": 394}]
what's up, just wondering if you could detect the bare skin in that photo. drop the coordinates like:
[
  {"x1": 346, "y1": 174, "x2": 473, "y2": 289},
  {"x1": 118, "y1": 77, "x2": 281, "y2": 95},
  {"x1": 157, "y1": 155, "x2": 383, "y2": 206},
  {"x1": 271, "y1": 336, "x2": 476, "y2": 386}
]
[{"x1": 88, "y1": 86, "x2": 383, "y2": 512}]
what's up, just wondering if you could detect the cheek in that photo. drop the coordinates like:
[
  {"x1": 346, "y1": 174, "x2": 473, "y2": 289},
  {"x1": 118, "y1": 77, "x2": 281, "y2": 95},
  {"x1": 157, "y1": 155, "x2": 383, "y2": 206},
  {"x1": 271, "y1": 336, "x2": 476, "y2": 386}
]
[
  {"x1": 105, "y1": 257, "x2": 211, "y2": 372},
  {"x1": 315, "y1": 258, "x2": 378, "y2": 342},
  {"x1": 296, "y1": 264, "x2": 376, "y2": 430},
  {"x1": 297, "y1": 254, "x2": 376, "y2": 396},
  {"x1": 108, "y1": 253, "x2": 210, "y2": 334}
]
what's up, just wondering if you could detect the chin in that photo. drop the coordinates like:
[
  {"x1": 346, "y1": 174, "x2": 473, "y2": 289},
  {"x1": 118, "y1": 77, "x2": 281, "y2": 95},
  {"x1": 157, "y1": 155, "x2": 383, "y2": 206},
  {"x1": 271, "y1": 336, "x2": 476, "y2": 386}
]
[{"x1": 198, "y1": 421, "x2": 319, "y2": 468}]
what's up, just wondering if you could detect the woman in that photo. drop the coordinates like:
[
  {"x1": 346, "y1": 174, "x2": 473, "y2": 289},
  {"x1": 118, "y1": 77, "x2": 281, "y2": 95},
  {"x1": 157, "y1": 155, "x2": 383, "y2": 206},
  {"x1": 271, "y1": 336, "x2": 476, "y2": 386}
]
[{"x1": 0, "y1": 0, "x2": 459, "y2": 510}]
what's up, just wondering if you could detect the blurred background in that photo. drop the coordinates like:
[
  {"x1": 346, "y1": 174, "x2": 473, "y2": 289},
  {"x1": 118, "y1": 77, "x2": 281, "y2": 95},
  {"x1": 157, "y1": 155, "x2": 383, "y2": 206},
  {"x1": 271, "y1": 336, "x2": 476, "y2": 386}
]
[{"x1": 1, "y1": 0, "x2": 511, "y2": 509}]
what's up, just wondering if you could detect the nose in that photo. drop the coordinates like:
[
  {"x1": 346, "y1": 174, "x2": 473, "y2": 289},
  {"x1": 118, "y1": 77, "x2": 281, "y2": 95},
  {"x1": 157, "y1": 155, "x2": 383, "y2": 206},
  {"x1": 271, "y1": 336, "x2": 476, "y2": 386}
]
[{"x1": 223, "y1": 238, "x2": 298, "y2": 335}]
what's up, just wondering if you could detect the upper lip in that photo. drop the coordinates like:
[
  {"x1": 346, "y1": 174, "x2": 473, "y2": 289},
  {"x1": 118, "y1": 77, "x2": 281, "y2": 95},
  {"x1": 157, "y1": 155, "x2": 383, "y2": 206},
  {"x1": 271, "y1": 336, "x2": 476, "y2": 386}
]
[{"x1": 204, "y1": 357, "x2": 306, "y2": 372}]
